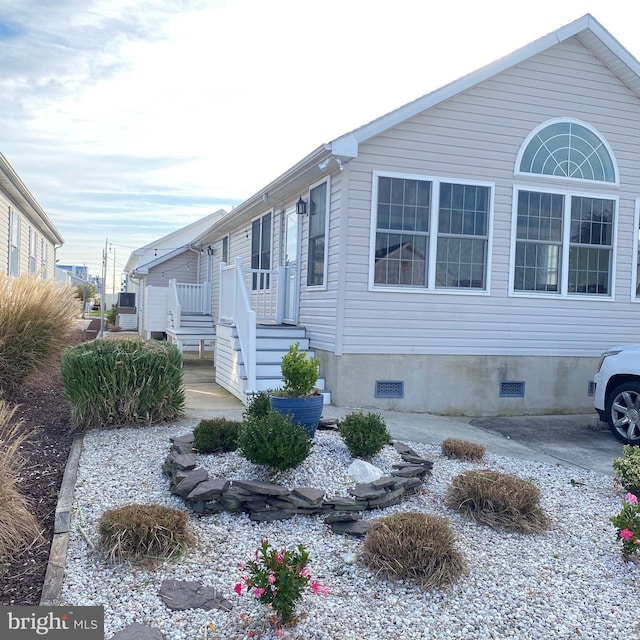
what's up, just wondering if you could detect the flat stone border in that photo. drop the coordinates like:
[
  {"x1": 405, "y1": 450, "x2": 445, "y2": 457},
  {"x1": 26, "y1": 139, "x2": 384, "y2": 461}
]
[
  {"x1": 40, "y1": 434, "x2": 84, "y2": 605},
  {"x1": 163, "y1": 433, "x2": 433, "y2": 530}
]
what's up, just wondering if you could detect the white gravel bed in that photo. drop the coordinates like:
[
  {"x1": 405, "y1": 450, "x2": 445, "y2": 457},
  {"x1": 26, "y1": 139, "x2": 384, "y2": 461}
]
[{"x1": 60, "y1": 420, "x2": 639, "y2": 640}]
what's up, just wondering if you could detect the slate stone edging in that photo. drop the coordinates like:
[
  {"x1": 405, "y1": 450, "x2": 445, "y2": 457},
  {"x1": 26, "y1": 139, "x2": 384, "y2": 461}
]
[{"x1": 163, "y1": 435, "x2": 434, "y2": 536}]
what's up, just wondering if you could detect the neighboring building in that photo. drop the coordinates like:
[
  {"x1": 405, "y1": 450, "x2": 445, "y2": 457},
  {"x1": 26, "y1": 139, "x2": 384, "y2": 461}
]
[
  {"x1": 150, "y1": 14, "x2": 640, "y2": 416},
  {"x1": 0, "y1": 153, "x2": 63, "y2": 279},
  {"x1": 57, "y1": 264, "x2": 89, "y2": 281},
  {"x1": 124, "y1": 209, "x2": 227, "y2": 342}
]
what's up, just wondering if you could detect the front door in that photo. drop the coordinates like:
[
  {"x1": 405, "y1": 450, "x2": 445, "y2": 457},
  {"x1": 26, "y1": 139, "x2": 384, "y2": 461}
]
[{"x1": 283, "y1": 208, "x2": 299, "y2": 324}]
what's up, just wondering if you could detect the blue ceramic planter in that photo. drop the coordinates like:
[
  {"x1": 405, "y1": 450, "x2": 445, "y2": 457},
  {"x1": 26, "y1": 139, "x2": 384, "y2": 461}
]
[{"x1": 269, "y1": 394, "x2": 324, "y2": 438}]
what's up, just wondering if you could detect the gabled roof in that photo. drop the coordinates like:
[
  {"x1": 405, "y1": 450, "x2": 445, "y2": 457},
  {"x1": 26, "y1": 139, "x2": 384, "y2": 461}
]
[
  {"x1": 204, "y1": 13, "x2": 640, "y2": 237},
  {"x1": 0, "y1": 153, "x2": 64, "y2": 244},
  {"x1": 125, "y1": 209, "x2": 227, "y2": 274}
]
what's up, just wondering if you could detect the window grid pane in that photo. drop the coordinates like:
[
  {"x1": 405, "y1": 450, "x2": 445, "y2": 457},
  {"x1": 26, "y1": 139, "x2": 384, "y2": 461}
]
[
  {"x1": 308, "y1": 182, "x2": 327, "y2": 286},
  {"x1": 436, "y1": 183, "x2": 489, "y2": 289},
  {"x1": 375, "y1": 177, "x2": 430, "y2": 286}
]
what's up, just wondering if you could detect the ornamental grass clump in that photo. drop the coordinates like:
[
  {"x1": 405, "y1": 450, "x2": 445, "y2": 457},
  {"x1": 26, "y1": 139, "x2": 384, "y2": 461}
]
[
  {"x1": 440, "y1": 437, "x2": 486, "y2": 462},
  {"x1": 238, "y1": 411, "x2": 312, "y2": 472},
  {"x1": 445, "y1": 468, "x2": 550, "y2": 533},
  {"x1": 235, "y1": 538, "x2": 328, "y2": 627},
  {"x1": 98, "y1": 503, "x2": 193, "y2": 564},
  {"x1": 61, "y1": 338, "x2": 184, "y2": 430},
  {"x1": 192, "y1": 417, "x2": 241, "y2": 453},
  {"x1": 0, "y1": 401, "x2": 42, "y2": 561},
  {"x1": 361, "y1": 511, "x2": 467, "y2": 590},
  {"x1": 0, "y1": 274, "x2": 80, "y2": 397},
  {"x1": 613, "y1": 445, "x2": 640, "y2": 497},
  {"x1": 610, "y1": 493, "x2": 640, "y2": 560},
  {"x1": 339, "y1": 411, "x2": 391, "y2": 459}
]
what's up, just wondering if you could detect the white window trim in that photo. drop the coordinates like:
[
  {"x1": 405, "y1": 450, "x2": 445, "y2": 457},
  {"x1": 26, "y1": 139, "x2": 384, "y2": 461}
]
[
  {"x1": 368, "y1": 170, "x2": 494, "y2": 295},
  {"x1": 305, "y1": 176, "x2": 331, "y2": 291},
  {"x1": 633, "y1": 198, "x2": 640, "y2": 302},
  {"x1": 508, "y1": 184, "x2": 618, "y2": 300},
  {"x1": 514, "y1": 117, "x2": 619, "y2": 187}
]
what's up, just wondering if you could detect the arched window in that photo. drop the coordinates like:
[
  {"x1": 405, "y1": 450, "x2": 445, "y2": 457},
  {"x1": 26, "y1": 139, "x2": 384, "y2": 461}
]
[{"x1": 518, "y1": 120, "x2": 616, "y2": 183}]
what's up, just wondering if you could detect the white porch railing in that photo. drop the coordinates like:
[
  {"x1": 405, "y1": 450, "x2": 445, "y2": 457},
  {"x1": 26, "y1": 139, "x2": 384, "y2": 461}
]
[
  {"x1": 168, "y1": 279, "x2": 211, "y2": 329},
  {"x1": 219, "y1": 259, "x2": 257, "y2": 392}
]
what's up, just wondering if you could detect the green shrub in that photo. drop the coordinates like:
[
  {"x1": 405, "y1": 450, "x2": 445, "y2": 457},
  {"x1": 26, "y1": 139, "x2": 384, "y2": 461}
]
[
  {"x1": 278, "y1": 342, "x2": 319, "y2": 397},
  {"x1": 61, "y1": 338, "x2": 185, "y2": 429},
  {"x1": 193, "y1": 418, "x2": 241, "y2": 453},
  {"x1": 0, "y1": 401, "x2": 42, "y2": 561},
  {"x1": 98, "y1": 503, "x2": 193, "y2": 564},
  {"x1": 613, "y1": 445, "x2": 640, "y2": 496},
  {"x1": 361, "y1": 511, "x2": 467, "y2": 590},
  {"x1": 445, "y1": 469, "x2": 550, "y2": 533},
  {"x1": 243, "y1": 390, "x2": 272, "y2": 421},
  {"x1": 238, "y1": 410, "x2": 312, "y2": 472},
  {"x1": 339, "y1": 411, "x2": 391, "y2": 459},
  {"x1": 0, "y1": 274, "x2": 80, "y2": 397},
  {"x1": 440, "y1": 438, "x2": 486, "y2": 462}
]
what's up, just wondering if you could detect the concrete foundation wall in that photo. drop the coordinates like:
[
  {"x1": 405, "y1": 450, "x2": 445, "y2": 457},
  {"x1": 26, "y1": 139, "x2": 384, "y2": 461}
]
[{"x1": 316, "y1": 351, "x2": 599, "y2": 417}]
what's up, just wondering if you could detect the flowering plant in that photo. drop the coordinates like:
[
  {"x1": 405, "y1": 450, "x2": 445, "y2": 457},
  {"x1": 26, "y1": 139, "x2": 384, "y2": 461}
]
[
  {"x1": 235, "y1": 538, "x2": 328, "y2": 626},
  {"x1": 610, "y1": 493, "x2": 640, "y2": 559}
]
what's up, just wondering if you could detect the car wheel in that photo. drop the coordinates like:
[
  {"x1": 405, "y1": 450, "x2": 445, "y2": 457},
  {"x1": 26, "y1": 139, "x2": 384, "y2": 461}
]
[{"x1": 605, "y1": 382, "x2": 640, "y2": 444}]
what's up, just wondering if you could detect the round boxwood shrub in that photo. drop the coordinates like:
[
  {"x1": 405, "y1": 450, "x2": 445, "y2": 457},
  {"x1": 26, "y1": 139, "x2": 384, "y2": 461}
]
[
  {"x1": 192, "y1": 418, "x2": 241, "y2": 453},
  {"x1": 98, "y1": 503, "x2": 193, "y2": 564},
  {"x1": 339, "y1": 411, "x2": 391, "y2": 459},
  {"x1": 243, "y1": 391, "x2": 272, "y2": 421},
  {"x1": 361, "y1": 511, "x2": 467, "y2": 590},
  {"x1": 238, "y1": 410, "x2": 312, "y2": 472},
  {"x1": 445, "y1": 468, "x2": 551, "y2": 533}
]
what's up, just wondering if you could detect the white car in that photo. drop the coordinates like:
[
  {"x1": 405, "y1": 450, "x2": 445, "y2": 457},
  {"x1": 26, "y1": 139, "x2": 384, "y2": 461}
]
[{"x1": 593, "y1": 344, "x2": 640, "y2": 444}]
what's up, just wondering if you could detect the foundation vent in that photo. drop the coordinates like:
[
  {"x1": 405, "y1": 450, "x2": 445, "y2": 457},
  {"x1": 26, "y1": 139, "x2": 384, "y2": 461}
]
[
  {"x1": 588, "y1": 380, "x2": 596, "y2": 397},
  {"x1": 499, "y1": 381, "x2": 525, "y2": 398},
  {"x1": 375, "y1": 380, "x2": 404, "y2": 399}
]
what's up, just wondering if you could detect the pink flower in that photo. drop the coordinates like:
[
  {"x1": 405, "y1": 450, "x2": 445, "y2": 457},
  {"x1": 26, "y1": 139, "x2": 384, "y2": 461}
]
[
  {"x1": 626, "y1": 493, "x2": 638, "y2": 504},
  {"x1": 310, "y1": 580, "x2": 320, "y2": 595},
  {"x1": 320, "y1": 586, "x2": 329, "y2": 596},
  {"x1": 620, "y1": 528, "x2": 634, "y2": 540},
  {"x1": 268, "y1": 572, "x2": 276, "y2": 584},
  {"x1": 253, "y1": 587, "x2": 265, "y2": 598},
  {"x1": 234, "y1": 583, "x2": 243, "y2": 596},
  {"x1": 275, "y1": 553, "x2": 283, "y2": 564},
  {"x1": 300, "y1": 567, "x2": 310, "y2": 578}
]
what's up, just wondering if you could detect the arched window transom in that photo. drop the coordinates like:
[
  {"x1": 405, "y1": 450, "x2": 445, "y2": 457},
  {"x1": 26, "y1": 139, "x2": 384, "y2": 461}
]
[{"x1": 519, "y1": 121, "x2": 615, "y2": 183}]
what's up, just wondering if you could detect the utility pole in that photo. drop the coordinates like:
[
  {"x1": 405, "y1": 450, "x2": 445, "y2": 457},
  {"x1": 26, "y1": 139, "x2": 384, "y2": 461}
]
[{"x1": 99, "y1": 237, "x2": 108, "y2": 338}]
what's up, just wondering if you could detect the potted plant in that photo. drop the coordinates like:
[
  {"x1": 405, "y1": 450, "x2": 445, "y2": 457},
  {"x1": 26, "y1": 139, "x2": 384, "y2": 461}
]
[{"x1": 269, "y1": 342, "x2": 323, "y2": 438}]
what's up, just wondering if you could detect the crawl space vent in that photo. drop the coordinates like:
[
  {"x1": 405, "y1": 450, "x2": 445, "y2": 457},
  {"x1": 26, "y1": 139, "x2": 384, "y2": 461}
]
[
  {"x1": 499, "y1": 381, "x2": 525, "y2": 398},
  {"x1": 588, "y1": 380, "x2": 596, "y2": 397},
  {"x1": 375, "y1": 380, "x2": 404, "y2": 399}
]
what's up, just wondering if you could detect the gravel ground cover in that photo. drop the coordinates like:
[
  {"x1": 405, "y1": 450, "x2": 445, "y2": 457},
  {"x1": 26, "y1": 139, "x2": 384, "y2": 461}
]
[{"x1": 60, "y1": 422, "x2": 639, "y2": 640}]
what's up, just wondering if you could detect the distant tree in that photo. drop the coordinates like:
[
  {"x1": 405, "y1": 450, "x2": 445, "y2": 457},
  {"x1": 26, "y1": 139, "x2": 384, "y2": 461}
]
[{"x1": 75, "y1": 283, "x2": 97, "y2": 304}]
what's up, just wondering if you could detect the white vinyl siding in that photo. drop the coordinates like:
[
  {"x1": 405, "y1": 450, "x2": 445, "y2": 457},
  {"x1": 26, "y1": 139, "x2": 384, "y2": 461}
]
[
  {"x1": 322, "y1": 37, "x2": 640, "y2": 358},
  {"x1": 147, "y1": 253, "x2": 199, "y2": 287}
]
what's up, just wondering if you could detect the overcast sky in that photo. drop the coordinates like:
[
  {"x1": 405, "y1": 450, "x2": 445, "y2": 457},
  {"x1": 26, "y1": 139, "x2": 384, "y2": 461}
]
[{"x1": 2, "y1": 0, "x2": 640, "y2": 283}]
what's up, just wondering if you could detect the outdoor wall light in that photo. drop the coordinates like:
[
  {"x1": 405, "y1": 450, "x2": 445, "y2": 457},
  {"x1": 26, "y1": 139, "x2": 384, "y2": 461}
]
[
  {"x1": 207, "y1": 245, "x2": 214, "y2": 256},
  {"x1": 296, "y1": 196, "x2": 307, "y2": 215}
]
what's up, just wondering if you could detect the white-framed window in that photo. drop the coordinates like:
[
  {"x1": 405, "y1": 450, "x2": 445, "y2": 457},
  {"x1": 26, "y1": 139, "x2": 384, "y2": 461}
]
[
  {"x1": 516, "y1": 119, "x2": 617, "y2": 184},
  {"x1": 511, "y1": 187, "x2": 615, "y2": 297},
  {"x1": 40, "y1": 238, "x2": 47, "y2": 280},
  {"x1": 221, "y1": 235, "x2": 229, "y2": 264},
  {"x1": 28, "y1": 227, "x2": 37, "y2": 274},
  {"x1": 307, "y1": 180, "x2": 329, "y2": 287},
  {"x1": 8, "y1": 208, "x2": 20, "y2": 276},
  {"x1": 371, "y1": 172, "x2": 492, "y2": 292},
  {"x1": 251, "y1": 212, "x2": 271, "y2": 290}
]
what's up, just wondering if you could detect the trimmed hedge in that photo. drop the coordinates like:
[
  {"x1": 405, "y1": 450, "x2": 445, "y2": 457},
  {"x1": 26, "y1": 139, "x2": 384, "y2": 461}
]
[{"x1": 61, "y1": 338, "x2": 185, "y2": 429}]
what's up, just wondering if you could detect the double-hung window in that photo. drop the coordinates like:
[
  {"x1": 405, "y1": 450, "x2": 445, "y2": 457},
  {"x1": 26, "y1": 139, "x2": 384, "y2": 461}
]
[
  {"x1": 307, "y1": 181, "x2": 328, "y2": 287},
  {"x1": 29, "y1": 228, "x2": 37, "y2": 274},
  {"x1": 8, "y1": 208, "x2": 20, "y2": 276},
  {"x1": 373, "y1": 174, "x2": 490, "y2": 290},
  {"x1": 251, "y1": 212, "x2": 271, "y2": 290}
]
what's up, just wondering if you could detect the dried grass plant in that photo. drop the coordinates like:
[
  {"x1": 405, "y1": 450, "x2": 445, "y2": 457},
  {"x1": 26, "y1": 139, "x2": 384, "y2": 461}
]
[
  {"x1": 0, "y1": 274, "x2": 80, "y2": 397},
  {"x1": 440, "y1": 437, "x2": 486, "y2": 462},
  {"x1": 361, "y1": 511, "x2": 467, "y2": 590},
  {"x1": 445, "y1": 468, "x2": 551, "y2": 533},
  {"x1": 98, "y1": 503, "x2": 194, "y2": 564},
  {"x1": 0, "y1": 401, "x2": 43, "y2": 561}
]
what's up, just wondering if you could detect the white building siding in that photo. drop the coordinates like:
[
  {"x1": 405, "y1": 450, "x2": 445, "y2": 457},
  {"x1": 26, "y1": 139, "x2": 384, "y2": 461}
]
[
  {"x1": 331, "y1": 37, "x2": 640, "y2": 358},
  {"x1": 147, "y1": 253, "x2": 199, "y2": 287}
]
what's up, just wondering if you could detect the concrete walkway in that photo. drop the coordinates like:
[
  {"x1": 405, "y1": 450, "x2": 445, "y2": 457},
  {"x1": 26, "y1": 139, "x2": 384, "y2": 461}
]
[{"x1": 181, "y1": 354, "x2": 620, "y2": 477}]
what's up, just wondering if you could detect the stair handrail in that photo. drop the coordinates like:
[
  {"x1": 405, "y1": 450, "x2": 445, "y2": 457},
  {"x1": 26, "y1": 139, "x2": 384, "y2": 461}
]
[
  {"x1": 168, "y1": 278, "x2": 181, "y2": 330},
  {"x1": 220, "y1": 258, "x2": 256, "y2": 393}
]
